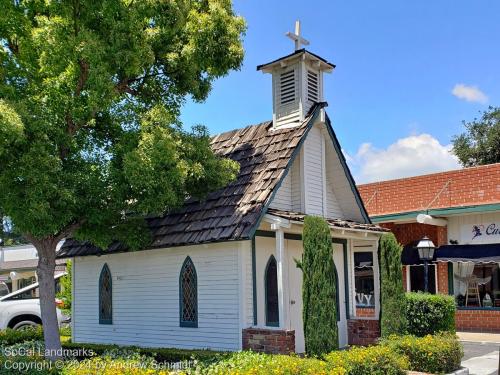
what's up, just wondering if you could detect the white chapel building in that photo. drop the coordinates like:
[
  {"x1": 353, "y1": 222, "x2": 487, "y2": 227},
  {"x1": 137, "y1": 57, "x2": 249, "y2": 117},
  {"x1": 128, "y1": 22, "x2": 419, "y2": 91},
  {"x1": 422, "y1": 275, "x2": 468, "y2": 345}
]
[{"x1": 59, "y1": 23, "x2": 387, "y2": 353}]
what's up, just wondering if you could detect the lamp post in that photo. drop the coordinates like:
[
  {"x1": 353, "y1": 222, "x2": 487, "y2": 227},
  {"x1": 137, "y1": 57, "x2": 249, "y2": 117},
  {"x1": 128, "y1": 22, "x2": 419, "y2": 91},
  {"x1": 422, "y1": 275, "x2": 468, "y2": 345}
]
[{"x1": 416, "y1": 236, "x2": 436, "y2": 293}]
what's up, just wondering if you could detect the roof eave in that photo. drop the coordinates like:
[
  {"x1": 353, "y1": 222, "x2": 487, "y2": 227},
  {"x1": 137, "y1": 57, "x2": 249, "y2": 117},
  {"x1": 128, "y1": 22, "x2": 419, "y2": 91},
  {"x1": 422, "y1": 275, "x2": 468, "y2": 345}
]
[{"x1": 257, "y1": 49, "x2": 335, "y2": 73}]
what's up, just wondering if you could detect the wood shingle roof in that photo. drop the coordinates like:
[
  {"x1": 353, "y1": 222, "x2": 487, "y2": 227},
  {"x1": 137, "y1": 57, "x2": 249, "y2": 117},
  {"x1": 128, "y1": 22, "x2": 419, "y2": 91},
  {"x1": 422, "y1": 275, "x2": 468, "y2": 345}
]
[{"x1": 58, "y1": 104, "x2": 326, "y2": 258}]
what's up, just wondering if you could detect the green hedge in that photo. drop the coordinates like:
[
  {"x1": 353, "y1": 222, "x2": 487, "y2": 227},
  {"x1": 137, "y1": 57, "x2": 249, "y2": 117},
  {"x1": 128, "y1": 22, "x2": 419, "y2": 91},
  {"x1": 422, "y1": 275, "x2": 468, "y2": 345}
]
[
  {"x1": 0, "y1": 327, "x2": 43, "y2": 345},
  {"x1": 405, "y1": 292, "x2": 456, "y2": 336},
  {"x1": 381, "y1": 333, "x2": 463, "y2": 374},
  {"x1": 61, "y1": 342, "x2": 226, "y2": 364}
]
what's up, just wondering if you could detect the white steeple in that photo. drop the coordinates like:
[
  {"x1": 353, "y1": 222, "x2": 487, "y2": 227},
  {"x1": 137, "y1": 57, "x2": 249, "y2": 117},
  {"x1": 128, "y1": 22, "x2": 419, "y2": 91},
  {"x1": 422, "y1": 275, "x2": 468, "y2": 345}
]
[{"x1": 257, "y1": 21, "x2": 335, "y2": 129}]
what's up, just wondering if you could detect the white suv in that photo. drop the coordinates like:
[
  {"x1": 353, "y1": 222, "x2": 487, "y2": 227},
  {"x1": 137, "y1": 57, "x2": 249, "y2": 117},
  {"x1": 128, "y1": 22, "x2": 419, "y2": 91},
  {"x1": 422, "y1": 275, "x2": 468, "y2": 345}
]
[{"x1": 0, "y1": 273, "x2": 67, "y2": 330}]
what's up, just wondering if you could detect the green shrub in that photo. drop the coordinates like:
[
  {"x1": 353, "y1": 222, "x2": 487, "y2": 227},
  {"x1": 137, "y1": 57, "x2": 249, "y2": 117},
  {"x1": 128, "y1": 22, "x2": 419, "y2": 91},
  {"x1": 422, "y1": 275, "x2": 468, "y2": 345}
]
[
  {"x1": 0, "y1": 355, "x2": 59, "y2": 375},
  {"x1": 59, "y1": 326, "x2": 71, "y2": 338},
  {"x1": 381, "y1": 333, "x2": 463, "y2": 374},
  {"x1": 405, "y1": 292, "x2": 456, "y2": 336},
  {"x1": 61, "y1": 342, "x2": 225, "y2": 364},
  {"x1": 200, "y1": 351, "x2": 344, "y2": 375},
  {"x1": 379, "y1": 233, "x2": 407, "y2": 336},
  {"x1": 57, "y1": 260, "x2": 72, "y2": 316},
  {"x1": 0, "y1": 327, "x2": 43, "y2": 345},
  {"x1": 325, "y1": 345, "x2": 408, "y2": 375},
  {"x1": 300, "y1": 216, "x2": 339, "y2": 355}
]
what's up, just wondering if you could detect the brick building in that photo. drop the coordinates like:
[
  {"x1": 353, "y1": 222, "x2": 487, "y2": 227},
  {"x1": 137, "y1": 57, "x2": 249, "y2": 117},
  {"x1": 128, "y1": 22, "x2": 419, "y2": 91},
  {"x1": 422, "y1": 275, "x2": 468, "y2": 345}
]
[{"x1": 358, "y1": 163, "x2": 500, "y2": 332}]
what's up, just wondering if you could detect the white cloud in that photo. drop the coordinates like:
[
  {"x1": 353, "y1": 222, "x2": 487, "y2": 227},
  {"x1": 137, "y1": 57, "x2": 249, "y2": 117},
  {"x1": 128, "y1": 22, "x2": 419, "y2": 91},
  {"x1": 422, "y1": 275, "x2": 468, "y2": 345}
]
[
  {"x1": 349, "y1": 134, "x2": 461, "y2": 183},
  {"x1": 452, "y1": 84, "x2": 488, "y2": 104}
]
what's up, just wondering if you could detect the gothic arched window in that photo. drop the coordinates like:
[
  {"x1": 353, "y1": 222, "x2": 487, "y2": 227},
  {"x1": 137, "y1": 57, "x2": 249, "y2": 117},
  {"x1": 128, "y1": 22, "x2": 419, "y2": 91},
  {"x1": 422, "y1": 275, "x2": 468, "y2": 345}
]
[
  {"x1": 179, "y1": 257, "x2": 198, "y2": 327},
  {"x1": 99, "y1": 264, "x2": 112, "y2": 324},
  {"x1": 265, "y1": 255, "x2": 279, "y2": 326}
]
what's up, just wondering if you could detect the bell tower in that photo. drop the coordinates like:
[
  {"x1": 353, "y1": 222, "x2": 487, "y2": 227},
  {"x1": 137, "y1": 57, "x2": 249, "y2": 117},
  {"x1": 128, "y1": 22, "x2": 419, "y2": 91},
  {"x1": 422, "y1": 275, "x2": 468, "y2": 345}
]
[{"x1": 257, "y1": 21, "x2": 335, "y2": 128}]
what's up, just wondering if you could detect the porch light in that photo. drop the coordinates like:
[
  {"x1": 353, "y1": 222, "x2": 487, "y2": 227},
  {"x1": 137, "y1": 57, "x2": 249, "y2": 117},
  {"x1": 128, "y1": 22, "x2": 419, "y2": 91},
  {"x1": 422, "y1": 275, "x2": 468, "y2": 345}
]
[
  {"x1": 416, "y1": 236, "x2": 436, "y2": 293},
  {"x1": 416, "y1": 236, "x2": 435, "y2": 261}
]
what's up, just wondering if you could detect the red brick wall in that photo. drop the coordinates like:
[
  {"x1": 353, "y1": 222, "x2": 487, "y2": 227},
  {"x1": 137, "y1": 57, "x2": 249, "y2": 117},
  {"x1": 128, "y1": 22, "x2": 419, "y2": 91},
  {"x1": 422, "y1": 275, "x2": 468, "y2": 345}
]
[
  {"x1": 456, "y1": 309, "x2": 500, "y2": 333},
  {"x1": 358, "y1": 163, "x2": 500, "y2": 216},
  {"x1": 242, "y1": 328, "x2": 295, "y2": 354},
  {"x1": 383, "y1": 223, "x2": 449, "y2": 294},
  {"x1": 347, "y1": 319, "x2": 380, "y2": 346},
  {"x1": 436, "y1": 262, "x2": 449, "y2": 295},
  {"x1": 380, "y1": 222, "x2": 448, "y2": 247}
]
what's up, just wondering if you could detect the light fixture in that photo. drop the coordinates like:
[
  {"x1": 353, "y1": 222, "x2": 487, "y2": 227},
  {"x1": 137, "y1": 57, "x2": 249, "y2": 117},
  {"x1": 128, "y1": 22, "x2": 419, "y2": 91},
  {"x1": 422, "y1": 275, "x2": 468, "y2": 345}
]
[
  {"x1": 416, "y1": 236, "x2": 436, "y2": 293},
  {"x1": 416, "y1": 236, "x2": 436, "y2": 261}
]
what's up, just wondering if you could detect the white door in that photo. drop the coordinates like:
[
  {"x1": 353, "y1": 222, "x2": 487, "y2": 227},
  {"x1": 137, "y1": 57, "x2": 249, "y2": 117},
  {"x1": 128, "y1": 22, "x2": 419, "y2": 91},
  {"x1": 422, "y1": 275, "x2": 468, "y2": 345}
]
[
  {"x1": 287, "y1": 240, "x2": 305, "y2": 353},
  {"x1": 333, "y1": 242, "x2": 348, "y2": 348}
]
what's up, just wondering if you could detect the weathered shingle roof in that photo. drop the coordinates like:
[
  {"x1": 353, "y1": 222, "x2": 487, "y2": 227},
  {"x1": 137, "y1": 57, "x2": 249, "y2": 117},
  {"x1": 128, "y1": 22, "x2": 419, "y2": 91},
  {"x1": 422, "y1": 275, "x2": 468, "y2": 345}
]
[
  {"x1": 58, "y1": 104, "x2": 326, "y2": 258},
  {"x1": 267, "y1": 208, "x2": 388, "y2": 233}
]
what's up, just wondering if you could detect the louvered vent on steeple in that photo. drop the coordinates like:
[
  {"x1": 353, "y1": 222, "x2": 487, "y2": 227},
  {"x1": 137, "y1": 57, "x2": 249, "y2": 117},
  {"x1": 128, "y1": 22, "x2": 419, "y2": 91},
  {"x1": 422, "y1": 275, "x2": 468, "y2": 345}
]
[
  {"x1": 307, "y1": 70, "x2": 319, "y2": 104},
  {"x1": 280, "y1": 69, "x2": 297, "y2": 105},
  {"x1": 256, "y1": 21, "x2": 335, "y2": 129}
]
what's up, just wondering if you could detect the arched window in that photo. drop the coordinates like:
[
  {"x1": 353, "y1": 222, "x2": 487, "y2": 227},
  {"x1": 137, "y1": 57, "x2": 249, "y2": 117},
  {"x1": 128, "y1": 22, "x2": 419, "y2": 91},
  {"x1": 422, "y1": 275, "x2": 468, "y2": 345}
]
[
  {"x1": 179, "y1": 257, "x2": 198, "y2": 327},
  {"x1": 265, "y1": 255, "x2": 279, "y2": 326},
  {"x1": 99, "y1": 264, "x2": 112, "y2": 324}
]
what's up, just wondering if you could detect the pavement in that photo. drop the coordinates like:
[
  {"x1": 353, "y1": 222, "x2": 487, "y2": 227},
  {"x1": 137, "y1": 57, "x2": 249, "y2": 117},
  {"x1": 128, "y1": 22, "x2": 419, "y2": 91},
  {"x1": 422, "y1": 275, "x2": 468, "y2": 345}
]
[{"x1": 458, "y1": 332, "x2": 500, "y2": 375}]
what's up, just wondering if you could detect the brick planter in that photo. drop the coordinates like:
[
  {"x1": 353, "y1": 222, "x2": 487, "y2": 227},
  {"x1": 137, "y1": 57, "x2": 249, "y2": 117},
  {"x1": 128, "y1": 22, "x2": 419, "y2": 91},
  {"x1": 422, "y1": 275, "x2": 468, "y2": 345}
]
[
  {"x1": 242, "y1": 328, "x2": 295, "y2": 354},
  {"x1": 456, "y1": 309, "x2": 500, "y2": 333},
  {"x1": 347, "y1": 319, "x2": 380, "y2": 346}
]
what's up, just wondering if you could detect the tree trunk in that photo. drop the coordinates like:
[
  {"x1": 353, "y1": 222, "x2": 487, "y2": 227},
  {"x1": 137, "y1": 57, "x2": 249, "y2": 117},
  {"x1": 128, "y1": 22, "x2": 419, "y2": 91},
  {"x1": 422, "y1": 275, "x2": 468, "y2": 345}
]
[{"x1": 35, "y1": 239, "x2": 62, "y2": 360}]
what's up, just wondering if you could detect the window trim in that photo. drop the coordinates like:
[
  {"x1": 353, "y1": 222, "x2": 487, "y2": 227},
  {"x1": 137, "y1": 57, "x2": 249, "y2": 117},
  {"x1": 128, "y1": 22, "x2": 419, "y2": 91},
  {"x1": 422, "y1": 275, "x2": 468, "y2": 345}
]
[
  {"x1": 264, "y1": 255, "x2": 279, "y2": 327},
  {"x1": 98, "y1": 263, "x2": 112, "y2": 325},
  {"x1": 179, "y1": 256, "x2": 198, "y2": 328},
  {"x1": 407, "y1": 264, "x2": 438, "y2": 294}
]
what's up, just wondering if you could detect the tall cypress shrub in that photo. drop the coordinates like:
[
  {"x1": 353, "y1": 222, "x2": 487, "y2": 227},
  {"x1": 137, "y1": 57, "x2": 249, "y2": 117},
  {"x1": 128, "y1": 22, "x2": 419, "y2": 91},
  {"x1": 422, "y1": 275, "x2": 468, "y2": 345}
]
[
  {"x1": 379, "y1": 233, "x2": 407, "y2": 336},
  {"x1": 300, "y1": 216, "x2": 338, "y2": 355}
]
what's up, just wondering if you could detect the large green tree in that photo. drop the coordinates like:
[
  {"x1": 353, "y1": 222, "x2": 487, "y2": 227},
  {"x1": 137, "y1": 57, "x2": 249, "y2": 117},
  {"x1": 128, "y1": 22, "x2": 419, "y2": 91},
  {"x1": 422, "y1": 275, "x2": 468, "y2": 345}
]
[
  {"x1": 379, "y1": 232, "x2": 407, "y2": 337},
  {"x1": 452, "y1": 106, "x2": 500, "y2": 167},
  {"x1": 299, "y1": 216, "x2": 338, "y2": 356},
  {"x1": 0, "y1": 0, "x2": 244, "y2": 358}
]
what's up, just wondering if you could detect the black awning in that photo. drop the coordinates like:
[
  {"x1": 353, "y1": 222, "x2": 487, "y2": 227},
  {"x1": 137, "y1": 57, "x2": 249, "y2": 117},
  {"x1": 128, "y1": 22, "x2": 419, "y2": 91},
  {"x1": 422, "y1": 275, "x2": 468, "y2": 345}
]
[
  {"x1": 401, "y1": 241, "x2": 437, "y2": 265},
  {"x1": 435, "y1": 243, "x2": 500, "y2": 263}
]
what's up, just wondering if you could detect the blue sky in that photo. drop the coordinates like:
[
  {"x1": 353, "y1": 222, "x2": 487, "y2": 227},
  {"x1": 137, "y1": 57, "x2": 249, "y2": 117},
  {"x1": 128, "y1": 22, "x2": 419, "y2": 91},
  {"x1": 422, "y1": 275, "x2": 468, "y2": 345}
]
[{"x1": 181, "y1": 1, "x2": 499, "y2": 183}]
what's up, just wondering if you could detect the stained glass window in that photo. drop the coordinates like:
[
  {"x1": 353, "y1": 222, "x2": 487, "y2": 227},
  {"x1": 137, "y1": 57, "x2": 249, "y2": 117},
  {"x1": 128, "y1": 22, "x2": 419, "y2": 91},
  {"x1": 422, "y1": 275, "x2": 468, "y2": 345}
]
[
  {"x1": 265, "y1": 255, "x2": 279, "y2": 326},
  {"x1": 99, "y1": 264, "x2": 112, "y2": 324},
  {"x1": 180, "y1": 257, "x2": 198, "y2": 327}
]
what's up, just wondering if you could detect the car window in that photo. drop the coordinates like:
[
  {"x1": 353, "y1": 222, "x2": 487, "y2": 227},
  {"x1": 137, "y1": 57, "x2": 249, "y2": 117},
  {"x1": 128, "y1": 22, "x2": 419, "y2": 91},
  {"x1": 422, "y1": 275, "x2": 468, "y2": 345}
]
[{"x1": 0, "y1": 283, "x2": 10, "y2": 297}]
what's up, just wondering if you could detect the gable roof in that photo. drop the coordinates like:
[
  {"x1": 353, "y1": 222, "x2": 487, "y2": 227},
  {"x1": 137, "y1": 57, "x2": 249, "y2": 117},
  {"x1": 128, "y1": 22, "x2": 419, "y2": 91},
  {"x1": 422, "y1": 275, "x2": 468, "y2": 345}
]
[
  {"x1": 59, "y1": 103, "x2": 376, "y2": 258},
  {"x1": 58, "y1": 104, "x2": 325, "y2": 258}
]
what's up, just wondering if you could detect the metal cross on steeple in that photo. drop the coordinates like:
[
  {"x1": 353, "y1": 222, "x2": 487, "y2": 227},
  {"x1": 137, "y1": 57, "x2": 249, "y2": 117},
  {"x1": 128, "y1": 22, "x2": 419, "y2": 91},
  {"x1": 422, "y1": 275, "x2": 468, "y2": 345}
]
[{"x1": 286, "y1": 20, "x2": 310, "y2": 51}]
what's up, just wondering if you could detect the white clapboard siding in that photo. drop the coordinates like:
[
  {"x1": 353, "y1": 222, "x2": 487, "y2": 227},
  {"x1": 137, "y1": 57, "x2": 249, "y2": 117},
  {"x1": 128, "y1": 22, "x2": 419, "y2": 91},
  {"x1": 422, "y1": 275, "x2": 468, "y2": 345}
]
[
  {"x1": 324, "y1": 131, "x2": 364, "y2": 222},
  {"x1": 326, "y1": 181, "x2": 344, "y2": 219},
  {"x1": 303, "y1": 125, "x2": 324, "y2": 215},
  {"x1": 269, "y1": 172, "x2": 292, "y2": 211},
  {"x1": 73, "y1": 242, "x2": 251, "y2": 351},
  {"x1": 324, "y1": 132, "x2": 345, "y2": 219},
  {"x1": 291, "y1": 153, "x2": 302, "y2": 212}
]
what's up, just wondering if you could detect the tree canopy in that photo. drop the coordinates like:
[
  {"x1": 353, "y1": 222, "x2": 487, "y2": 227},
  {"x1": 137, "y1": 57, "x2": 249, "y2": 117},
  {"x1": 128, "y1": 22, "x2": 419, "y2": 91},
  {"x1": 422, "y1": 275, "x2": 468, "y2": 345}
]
[
  {"x1": 0, "y1": 0, "x2": 245, "y2": 248},
  {"x1": 0, "y1": 0, "x2": 245, "y2": 356},
  {"x1": 452, "y1": 106, "x2": 500, "y2": 167}
]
